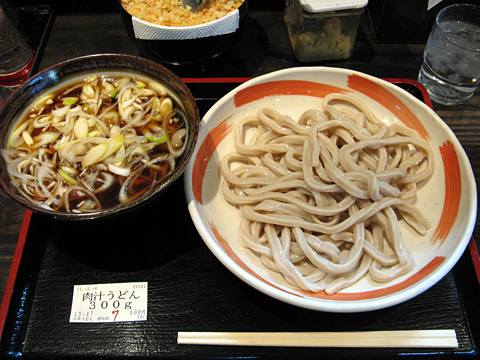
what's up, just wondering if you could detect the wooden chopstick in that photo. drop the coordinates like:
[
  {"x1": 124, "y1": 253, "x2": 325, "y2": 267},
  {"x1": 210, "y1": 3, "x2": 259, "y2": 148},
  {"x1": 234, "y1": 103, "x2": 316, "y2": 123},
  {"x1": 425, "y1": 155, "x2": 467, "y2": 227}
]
[{"x1": 178, "y1": 330, "x2": 458, "y2": 348}]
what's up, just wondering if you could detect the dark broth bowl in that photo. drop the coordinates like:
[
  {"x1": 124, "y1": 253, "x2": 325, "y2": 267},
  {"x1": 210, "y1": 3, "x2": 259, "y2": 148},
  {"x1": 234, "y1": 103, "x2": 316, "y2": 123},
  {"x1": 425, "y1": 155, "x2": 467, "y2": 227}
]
[
  {"x1": 118, "y1": 0, "x2": 249, "y2": 72},
  {"x1": 0, "y1": 54, "x2": 200, "y2": 220}
]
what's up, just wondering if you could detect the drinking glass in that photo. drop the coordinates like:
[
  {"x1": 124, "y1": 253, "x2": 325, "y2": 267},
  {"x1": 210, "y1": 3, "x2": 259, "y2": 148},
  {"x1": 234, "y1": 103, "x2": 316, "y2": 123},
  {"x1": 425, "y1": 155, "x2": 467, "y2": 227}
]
[
  {"x1": 0, "y1": 4, "x2": 33, "y2": 89},
  {"x1": 418, "y1": 4, "x2": 480, "y2": 106}
]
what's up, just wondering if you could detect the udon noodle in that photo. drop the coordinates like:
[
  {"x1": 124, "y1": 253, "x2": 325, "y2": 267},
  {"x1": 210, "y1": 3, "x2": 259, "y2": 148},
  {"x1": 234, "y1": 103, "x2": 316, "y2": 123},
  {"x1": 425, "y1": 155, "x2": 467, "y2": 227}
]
[
  {"x1": 2, "y1": 74, "x2": 188, "y2": 213},
  {"x1": 220, "y1": 93, "x2": 434, "y2": 294}
]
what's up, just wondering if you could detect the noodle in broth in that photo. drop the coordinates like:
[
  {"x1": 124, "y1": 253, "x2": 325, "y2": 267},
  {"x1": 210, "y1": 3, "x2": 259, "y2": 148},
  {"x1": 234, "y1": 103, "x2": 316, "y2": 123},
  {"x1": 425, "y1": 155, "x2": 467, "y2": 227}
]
[
  {"x1": 220, "y1": 93, "x2": 434, "y2": 294},
  {"x1": 2, "y1": 74, "x2": 188, "y2": 213}
]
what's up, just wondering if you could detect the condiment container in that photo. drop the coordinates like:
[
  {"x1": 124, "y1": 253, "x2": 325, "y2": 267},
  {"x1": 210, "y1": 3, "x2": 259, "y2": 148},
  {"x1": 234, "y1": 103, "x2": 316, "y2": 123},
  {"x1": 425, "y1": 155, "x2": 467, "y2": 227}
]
[{"x1": 284, "y1": 0, "x2": 368, "y2": 62}]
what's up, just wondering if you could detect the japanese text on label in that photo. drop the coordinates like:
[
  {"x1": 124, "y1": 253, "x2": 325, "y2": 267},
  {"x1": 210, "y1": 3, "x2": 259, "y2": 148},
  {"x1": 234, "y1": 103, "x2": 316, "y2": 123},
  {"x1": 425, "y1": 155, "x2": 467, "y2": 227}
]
[{"x1": 69, "y1": 282, "x2": 147, "y2": 323}]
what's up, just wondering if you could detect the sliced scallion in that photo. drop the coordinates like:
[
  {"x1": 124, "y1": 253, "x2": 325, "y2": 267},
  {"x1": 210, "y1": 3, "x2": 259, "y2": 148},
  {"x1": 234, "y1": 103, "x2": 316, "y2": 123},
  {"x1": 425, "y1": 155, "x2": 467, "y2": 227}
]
[
  {"x1": 145, "y1": 132, "x2": 168, "y2": 144},
  {"x1": 30, "y1": 132, "x2": 60, "y2": 149},
  {"x1": 82, "y1": 143, "x2": 108, "y2": 167},
  {"x1": 62, "y1": 97, "x2": 79, "y2": 105},
  {"x1": 58, "y1": 168, "x2": 78, "y2": 185},
  {"x1": 99, "y1": 134, "x2": 124, "y2": 161}
]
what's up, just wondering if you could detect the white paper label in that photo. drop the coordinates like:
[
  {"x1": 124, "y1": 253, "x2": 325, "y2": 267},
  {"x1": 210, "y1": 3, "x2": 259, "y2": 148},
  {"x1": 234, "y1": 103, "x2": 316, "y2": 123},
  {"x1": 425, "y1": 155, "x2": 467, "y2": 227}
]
[{"x1": 69, "y1": 282, "x2": 148, "y2": 323}]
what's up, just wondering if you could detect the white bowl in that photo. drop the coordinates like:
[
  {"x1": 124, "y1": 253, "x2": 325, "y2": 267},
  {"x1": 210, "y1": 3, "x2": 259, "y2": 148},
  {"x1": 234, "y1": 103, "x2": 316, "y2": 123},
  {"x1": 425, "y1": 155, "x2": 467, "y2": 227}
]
[{"x1": 184, "y1": 67, "x2": 477, "y2": 312}]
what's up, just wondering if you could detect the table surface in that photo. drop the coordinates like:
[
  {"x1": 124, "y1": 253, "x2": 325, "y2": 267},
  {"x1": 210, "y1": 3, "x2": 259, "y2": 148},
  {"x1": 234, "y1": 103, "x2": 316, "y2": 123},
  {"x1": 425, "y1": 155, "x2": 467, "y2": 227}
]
[{"x1": 0, "y1": 2, "x2": 479, "y2": 356}]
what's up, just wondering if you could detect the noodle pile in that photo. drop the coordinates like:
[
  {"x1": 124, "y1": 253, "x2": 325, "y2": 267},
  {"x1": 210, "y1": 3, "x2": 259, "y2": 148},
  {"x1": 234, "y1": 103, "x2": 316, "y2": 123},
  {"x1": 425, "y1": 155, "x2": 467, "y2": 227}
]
[{"x1": 220, "y1": 93, "x2": 434, "y2": 294}]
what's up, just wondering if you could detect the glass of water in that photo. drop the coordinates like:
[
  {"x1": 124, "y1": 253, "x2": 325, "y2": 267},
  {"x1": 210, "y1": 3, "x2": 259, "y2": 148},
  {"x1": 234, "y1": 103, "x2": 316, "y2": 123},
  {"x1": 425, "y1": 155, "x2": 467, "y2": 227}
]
[
  {"x1": 418, "y1": 3, "x2": 480, "y2": 106},
  {"x1": 0, "y1": 4, "x2": 33, "y2": 89}
]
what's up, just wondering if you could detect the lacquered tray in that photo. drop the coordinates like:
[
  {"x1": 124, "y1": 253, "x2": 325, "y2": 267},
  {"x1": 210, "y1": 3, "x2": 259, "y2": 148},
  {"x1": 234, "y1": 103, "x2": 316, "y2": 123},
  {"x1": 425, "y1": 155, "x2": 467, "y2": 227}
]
[{"x1": 0, "y1": 79, "x2": 479, "y2": 359}]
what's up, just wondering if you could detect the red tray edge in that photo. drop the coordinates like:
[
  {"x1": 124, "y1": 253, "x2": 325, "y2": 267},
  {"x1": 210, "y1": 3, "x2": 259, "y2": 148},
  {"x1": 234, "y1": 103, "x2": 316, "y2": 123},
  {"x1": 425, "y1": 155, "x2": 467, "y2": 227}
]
[{"x1": 0, "y1": 209, "x2": 33, "y2": 340}]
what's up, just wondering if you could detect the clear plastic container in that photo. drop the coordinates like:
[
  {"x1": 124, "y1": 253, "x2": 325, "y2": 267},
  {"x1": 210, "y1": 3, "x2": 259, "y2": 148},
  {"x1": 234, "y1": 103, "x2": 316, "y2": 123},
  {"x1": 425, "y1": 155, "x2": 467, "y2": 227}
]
[{"x1": 285, "y1": 0, "x2": 368, "y2": 62}]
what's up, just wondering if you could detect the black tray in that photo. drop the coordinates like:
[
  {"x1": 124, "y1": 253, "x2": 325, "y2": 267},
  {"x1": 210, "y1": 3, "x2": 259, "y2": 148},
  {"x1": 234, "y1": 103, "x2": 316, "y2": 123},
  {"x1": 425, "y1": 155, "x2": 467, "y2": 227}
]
[{"x1": 0, "y1": 80, "x2": 479, "y2": 359}]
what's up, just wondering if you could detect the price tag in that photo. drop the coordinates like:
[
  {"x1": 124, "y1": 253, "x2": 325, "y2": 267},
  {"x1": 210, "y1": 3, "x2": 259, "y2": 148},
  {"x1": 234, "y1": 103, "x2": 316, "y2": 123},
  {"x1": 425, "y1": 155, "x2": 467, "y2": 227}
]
[{"x1": 69, "y1": 282, "x2": 147, "y2": 323}]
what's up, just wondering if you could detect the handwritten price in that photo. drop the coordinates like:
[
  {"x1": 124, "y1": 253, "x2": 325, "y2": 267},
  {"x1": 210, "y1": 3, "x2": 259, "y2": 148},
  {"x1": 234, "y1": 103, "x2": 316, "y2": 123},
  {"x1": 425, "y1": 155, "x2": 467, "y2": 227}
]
[{"x1": 111, "y1": 308, "x2": 146, "y2": 321}]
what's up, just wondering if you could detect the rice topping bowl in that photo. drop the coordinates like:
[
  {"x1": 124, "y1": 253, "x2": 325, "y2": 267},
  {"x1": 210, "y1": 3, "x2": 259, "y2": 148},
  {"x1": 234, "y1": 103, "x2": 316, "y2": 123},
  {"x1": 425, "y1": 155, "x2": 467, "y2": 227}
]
[{"x1": 120, "y1": 0, "x2": 245, "y2": 27}]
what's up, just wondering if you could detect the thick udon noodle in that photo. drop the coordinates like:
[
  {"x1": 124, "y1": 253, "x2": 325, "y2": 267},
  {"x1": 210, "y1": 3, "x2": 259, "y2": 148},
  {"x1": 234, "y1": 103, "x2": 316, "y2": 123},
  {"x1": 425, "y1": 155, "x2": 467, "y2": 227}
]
[
  {"x1": 2, "y1": 74, "x2": 188, "y2": 213},
  {"x1": 220, "y1": 93, "x2": 434, "y2": 294}
]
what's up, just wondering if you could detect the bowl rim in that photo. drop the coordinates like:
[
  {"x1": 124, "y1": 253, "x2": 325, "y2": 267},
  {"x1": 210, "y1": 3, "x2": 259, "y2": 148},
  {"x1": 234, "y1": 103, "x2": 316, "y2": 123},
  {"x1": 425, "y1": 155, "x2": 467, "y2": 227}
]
[
  {"x1": 129, "y1": 5, "x2": 241, "y2": 31},
  {"x1": 0, "y1": 53, "x2": 200, "y2": 220},
  {"x1": 184, "y1": 66, "x2": 477, "y2": 312}
]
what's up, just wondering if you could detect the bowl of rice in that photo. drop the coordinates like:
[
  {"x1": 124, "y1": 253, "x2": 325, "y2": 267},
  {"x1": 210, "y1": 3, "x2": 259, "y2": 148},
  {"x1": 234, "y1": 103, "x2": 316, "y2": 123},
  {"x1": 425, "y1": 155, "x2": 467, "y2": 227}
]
[
  {"x1": 184, "y1": 67, "x2": 477, "y2": 312},
  {"x1": 119, "y1": 0, "x2": 249, "y2": 70}
]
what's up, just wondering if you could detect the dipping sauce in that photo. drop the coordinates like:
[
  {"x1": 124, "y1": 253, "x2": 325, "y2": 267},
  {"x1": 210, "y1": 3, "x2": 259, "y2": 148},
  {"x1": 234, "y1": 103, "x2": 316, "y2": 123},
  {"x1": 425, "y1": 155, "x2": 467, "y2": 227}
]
[{"x1": 2, "y1": 74, "x2": 189, "y2": 213}]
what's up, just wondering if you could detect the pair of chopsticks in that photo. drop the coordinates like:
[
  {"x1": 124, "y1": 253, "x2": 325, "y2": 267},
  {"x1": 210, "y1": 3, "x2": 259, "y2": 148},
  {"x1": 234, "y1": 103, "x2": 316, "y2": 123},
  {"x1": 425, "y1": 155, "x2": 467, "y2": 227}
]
[{"x1": 178, "y1": 330, "x2": 458, "y2": 348}]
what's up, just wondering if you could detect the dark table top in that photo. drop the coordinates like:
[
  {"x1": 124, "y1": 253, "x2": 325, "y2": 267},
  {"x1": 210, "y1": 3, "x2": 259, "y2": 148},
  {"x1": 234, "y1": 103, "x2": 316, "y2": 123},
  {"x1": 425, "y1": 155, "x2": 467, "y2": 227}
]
[{"x1": 0, "y1": 3, "x2": 479, "y2": 358}]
